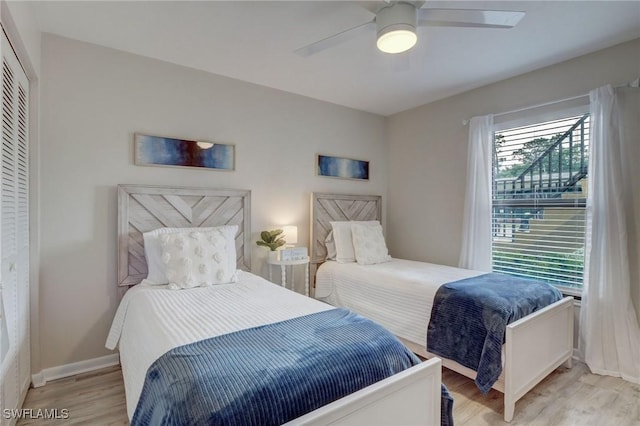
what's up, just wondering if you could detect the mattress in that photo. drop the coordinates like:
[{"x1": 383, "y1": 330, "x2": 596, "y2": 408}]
[
  {"x1": 106, "y1": 271, "x2": 333, "y2": 419},
  {"x1": 315, "y1": 259, "x2": 483, "y2": 347}
]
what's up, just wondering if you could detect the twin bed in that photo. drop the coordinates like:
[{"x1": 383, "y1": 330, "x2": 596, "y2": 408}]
[
  {"x1": 109, "y1": 185, "x2": 445, "y2": 425},
  {"x1": 108, "y1": 185, "x2": 573, "y2": 424},
  {"x1": 310, "y1": 192, "x2": 574, "y2": 422}
]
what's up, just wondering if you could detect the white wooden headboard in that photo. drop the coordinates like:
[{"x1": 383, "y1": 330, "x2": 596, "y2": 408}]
[
  {"x1": 118, "y1": 184, "x2": 251, "y2": 286},
  {"x1": 310, "y1": 192, "x2": 382, "y2": 269}
]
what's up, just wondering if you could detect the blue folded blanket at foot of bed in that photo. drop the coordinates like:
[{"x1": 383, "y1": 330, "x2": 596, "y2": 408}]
[
  {"x1": 427, "y1": 272, "x2": 562, "y2": 393},
  {"x1": 133, "y1": 307, "x2": 454, "y2": 426}
]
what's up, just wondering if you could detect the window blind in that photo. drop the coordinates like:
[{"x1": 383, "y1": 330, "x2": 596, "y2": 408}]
[{"x1": 492, "y1": 114, "x2": 589, "y2": 290}]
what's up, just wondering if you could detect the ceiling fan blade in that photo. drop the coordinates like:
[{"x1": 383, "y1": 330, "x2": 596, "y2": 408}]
[
  {"x1": 294, "y1": 21, "x2": 375, "y2": 57},
  {"x1": 418, "y1": 9, "x2": 525, "y2": 29}
]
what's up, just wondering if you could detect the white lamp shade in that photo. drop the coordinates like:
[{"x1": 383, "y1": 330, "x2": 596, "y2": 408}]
[{"x1": 282, "y1": 226, "x2": 298, "y2": 245}]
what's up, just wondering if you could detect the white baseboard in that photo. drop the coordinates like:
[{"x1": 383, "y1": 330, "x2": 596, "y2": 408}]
[
  {"x1": 31, "y1": 353, "x2": 120, "y2": 388},
  {"x1": 31, "y1": 370, "x2": 46, "y2": 388}
]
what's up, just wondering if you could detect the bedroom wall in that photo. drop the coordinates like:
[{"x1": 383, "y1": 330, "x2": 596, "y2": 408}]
[
  {"x1": 2, "y1": 1, "x2": 41, "y2": 73},
  {"x1": 38, "y1": 34, "x2": 387, "y2": 370},
  {"x1": 619, "y1": 88, "x2": 640, "y2": 325},
  {"x1": 386, "y1": 38, "x2": 640, "y2": 322}
]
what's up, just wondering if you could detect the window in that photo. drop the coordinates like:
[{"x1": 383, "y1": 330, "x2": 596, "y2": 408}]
[{"x1": 492, "y1": 113, "x2": 590, "y2": 291}]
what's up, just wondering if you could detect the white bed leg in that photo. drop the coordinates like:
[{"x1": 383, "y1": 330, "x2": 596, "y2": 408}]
[
  {"x1": 563, "y1": 357, "x2": 573, "y2": 369},
  {"x1": 504, "y1": 396, "x2": 515, "y2": 422}
]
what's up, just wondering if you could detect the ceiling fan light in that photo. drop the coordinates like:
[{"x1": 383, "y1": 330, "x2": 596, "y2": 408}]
[
  {"x1": 375, "y1": 2, "x2": 418, "y2": 54},
  {"x1": 377, "y1": 25, "x2": 417, "y2": 54}
]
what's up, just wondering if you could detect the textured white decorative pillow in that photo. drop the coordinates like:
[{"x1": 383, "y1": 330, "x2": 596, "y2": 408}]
[
  {"x1": 330, "y1": 221, "x2": 381, "y2": 263},
  {"x1": 143, "y1": 225, "x2": 238, "y2": 285},
  {"x1": 159, "y1": 229, "x2": 235, "y2": 289},
  {"x1": 351, "y1": 222, "x2": 391, "y2": 265}
]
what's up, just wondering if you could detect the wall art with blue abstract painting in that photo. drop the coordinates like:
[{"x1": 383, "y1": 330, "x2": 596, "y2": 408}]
[
  {"x1": 135, "y1": 134, "x2": 234, "y2": 171},
  {"x1": 317, "y1": 154, "x2": 369, "y2": 180}
]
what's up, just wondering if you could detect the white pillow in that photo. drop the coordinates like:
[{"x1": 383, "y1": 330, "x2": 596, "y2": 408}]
[
  {"x1": 329, "y1": 221, "x2": 380, "y2": 263},
  {"x1": 160, "y1": 229, "x2": 235, "y2": 289},
  {"x1": 329, "y1": 221, "x2": 356, "y2": 263},
  {"x1": 351, "y1": 222, "x2": 391, "y2": 265},
  {"x1": 325, "y1": 231, "x2": 337, "y2": 260},
  {"x1": 143, "y1": 225, "x2": 238, "y2": 284}
]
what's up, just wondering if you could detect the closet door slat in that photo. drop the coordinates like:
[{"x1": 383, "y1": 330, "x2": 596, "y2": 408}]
[{"x1": 0, "y1": 28, "x2": 30, "y2": 426}]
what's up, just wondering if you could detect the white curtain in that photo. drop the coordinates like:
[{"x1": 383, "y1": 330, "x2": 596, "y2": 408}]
[
  {"x1": 459, "y1": 115, "x2": 494, "y2": 271},
  {"x1": 1, "y1": 293, "x2": 8, "y2": 362},
  {"x1": 580, "y1": 84, "x2": 640, "y2": 383}
]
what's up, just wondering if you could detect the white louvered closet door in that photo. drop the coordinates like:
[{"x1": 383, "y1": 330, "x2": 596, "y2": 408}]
[{"x1": 0, "y1": 28, "x2": 30, "y2": 426}]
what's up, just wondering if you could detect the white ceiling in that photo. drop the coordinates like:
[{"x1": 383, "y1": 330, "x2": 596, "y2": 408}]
[{"x1": 31, "y1": 1, "x2": 640, "y2": 116}]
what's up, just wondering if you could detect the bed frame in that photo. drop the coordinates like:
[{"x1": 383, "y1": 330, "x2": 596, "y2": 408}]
[
  {"x1": 117, "y1": 184, "x2": 442, "y2": 425},
  {"x1": 310, "y1": 192, "x2": 574, "y2": 422}
]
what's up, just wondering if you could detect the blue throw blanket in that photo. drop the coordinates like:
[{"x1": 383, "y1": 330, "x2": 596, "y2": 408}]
[
  {"x1": 427, "y1": 273, "x2": 562, "y2": 394},
  {"x1": 132, "y1": 308, "x2": 434, "y2": 426},
  {"x1": 441, "y1": 383, "x2": 455, "y2": 426}
]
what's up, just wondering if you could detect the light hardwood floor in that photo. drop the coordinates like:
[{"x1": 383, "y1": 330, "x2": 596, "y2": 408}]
[
  {"x1": 17, "y1": 362, "x2": 639, "y2": 425},
  {"x1": 18, "y1": 366, "x2": 127, "y2": 425},
  {"x1": 444, "y1": 362, "x2": 640, "y2": 426}
]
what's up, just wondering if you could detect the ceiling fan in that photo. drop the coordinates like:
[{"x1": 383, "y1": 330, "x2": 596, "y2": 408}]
[{"x1": 294, "y1": 1, "x2": 525, "y2": 56}]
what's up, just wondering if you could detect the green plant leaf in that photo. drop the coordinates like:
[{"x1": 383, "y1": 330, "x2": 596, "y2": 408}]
[
  {"x1": 270, "y1": 229, "x2": 284, "y2": 238},
  {"x1": 258, "y1": 229, "x2": 287, "y2": 250}
]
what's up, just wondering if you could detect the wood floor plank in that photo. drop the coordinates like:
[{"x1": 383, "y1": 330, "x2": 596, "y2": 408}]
[
  {"x1": 18, "y1": 366, "x2": 128, "y2": 426},
  {"x1": 16, "y1": 362, "x2": 640, "y2": 425},
  {"x1": 442, "y1": 361, "x2": 640, "y2": 426}
]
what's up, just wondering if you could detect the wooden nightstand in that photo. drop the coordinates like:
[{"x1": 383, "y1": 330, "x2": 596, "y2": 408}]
[{"x1": 267, "y1": 256, "x2": 310, "y2": 296}]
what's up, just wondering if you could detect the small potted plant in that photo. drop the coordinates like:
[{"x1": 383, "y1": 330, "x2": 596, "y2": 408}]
[{"x1": 257, "y1": 229, "x2": 286, "y2": 261}]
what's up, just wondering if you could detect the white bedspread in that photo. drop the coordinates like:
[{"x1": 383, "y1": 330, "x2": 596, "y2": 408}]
[
  {"x1": 315, "y1": 259, "x2": 483, "y2": 347},
  {"x1": 106, "y1": 271, "x2": 333, "y2": 419}
]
